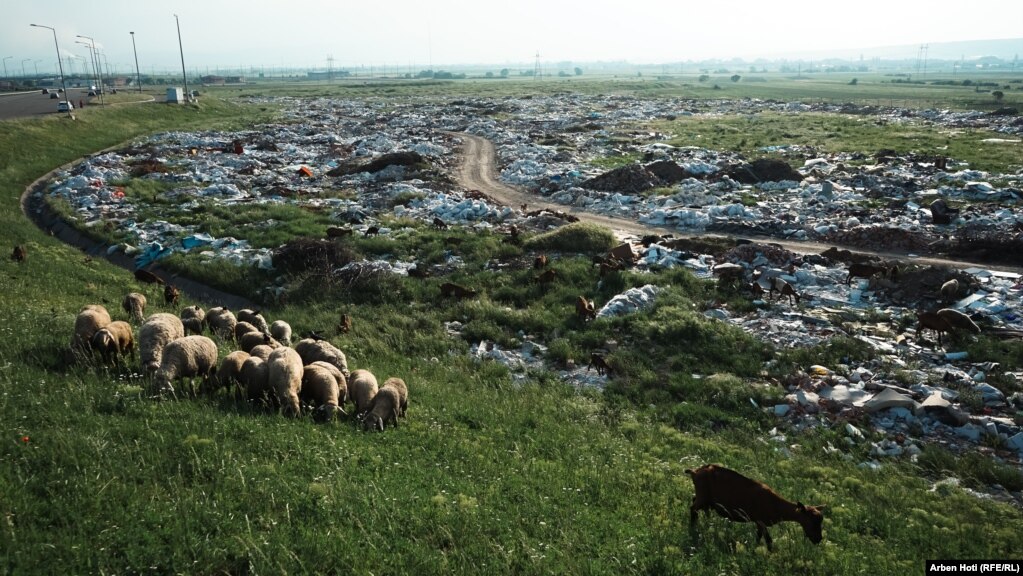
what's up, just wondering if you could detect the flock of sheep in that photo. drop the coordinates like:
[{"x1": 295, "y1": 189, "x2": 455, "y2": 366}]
[{"x1": 70, "y1": 292, "x2": 408, "y2": 431}]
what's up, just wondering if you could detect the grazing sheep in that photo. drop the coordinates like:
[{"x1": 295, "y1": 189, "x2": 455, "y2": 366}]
[
  {"x1": 164, "y1": 284, "x2": 180, "y2": 306},
  {"x1": 248, "y1": 344, "x2": 275, "y2": 361},
  {"x1": 237, "y1": 309, "x2": 269, "y2": 334},
  {"x1": 916, "y1": 311, "x2": 954, "y2": 345},
  {"x1": 153, "y1": 335, "x2": 219, "y2": 397},
  {"x1": 308, "y1": 361, "x2": 348, "y2": 405},
  {"x1": 91, "y1": 321, "x2": 135, "y2": 366},
  {"x1": 11, "y1": 244, "x2": 27, "y2": 263},
  {"x1": 712, "y1": 262, "x2": 745, "y2": 286},
  {"x1": 205, "y1": 307, "x2": 237, "y2": 340},
  {"x1": 685, "y1": 464, "x2": 825, "y2": 552},
  {"x1": 363, "y1": 386, "x2": 400, "y2": 431},
  {"x1": 180, "y1": 305, "x2": 205, "y2": 336},
  {"x1": 72, "y1": 304, "x2": 112, "y2": 354},
  {"x1": 576, "y1": 296, "x2": 596, "y2": 322},
  {"x1": 214, "y1": 350, "x2": 250, "y2": 396},
  {"x1": 348, "y1": 369, "x2": 379, "y2": 416},
  {"x1": 294, "y1": 338, "x2": 350, "y2": 378},
  {"x1": 233, "y1": 321, "x2": 260, "y2": 341},
  {"x1": 240, "y1": 331, "x2": 280, "y2": 354},
  {"x1": 139, "y1": 313, "x2": 185, "y2": 373},
  {"x1": 940, "y1": 279, "x2": 960, "y2": 303},
  {"x1": 533, "y1": 253, "x2": 549, "y2": 269},
  {"x1": 936, "y1": 308, "x2": 981, "y2": 334},
  {"x1": 134, "y1": 268, "x2": 165, "y2": 285},
  {"x1": 301, "y1": 363, "x2": 346, "y2": 421},
  {"x1": 267, "y1": 347, "x2": 304, "y2": 417},
  {"x1": 270, "y1": 320, "x2": 293, "y2": 345},
  {"x1": 768, "y1": 277, "x2": 801, "y2": 305},
  {"x1": 844, "y1": 262, "x2": 888, "y2": 285},
  {"x1": 241, "y1": 357, "x2": 271, "y2": 404},
  {"x1": 121, "y1": 293, "x2": 147, "y2": 324},
  {"x1": 381, "y1": 377, "x2": 409, "y2": 417},
  {"x1": 440, "y1": 282, "x2": 477, "y2": 299}
]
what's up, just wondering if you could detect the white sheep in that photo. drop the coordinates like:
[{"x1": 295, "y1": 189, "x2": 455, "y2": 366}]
[
  {"x1": 72, "y1": 304, "x2": 112, "y2": 354},
  {"x1": 122, "y1": 293, "x2": 147, "y2": 324},
  {"x1": 205, "y1": 307, "x2": 237, "y2": 340},
  {"x1": 348, "y1": 369, "x2": 379, "y2": 416},
  {"x1": 214, "y1": 350, "x2": 251, "y2": 396},
  {"x1": 237, "y1": 309, "x2": 269, "y2": 334},
  {"x1": 153, "y1": 335, "x2": 219, "y2": 397},
  {"x1": 301, "y1": 363, "x2": 346, "y2": 421},
  {"x1": 239, "y1": 331, "x2": 280, "y2": 354},
  {"x1": 270, "y1": 320, "x2": 293, "y2": 345},
  {"x1": 267, "y1": 347, "x2": 304, "y2": 417},
  {"x1": 936, "y1": 308, "x2": 981, "y2": 334},
  {"x1": 308, "y1": 361, "x2": 348, "y2": 405},
  {"x1": 139, "y1": 313, "x2": 185, "y2": 374},
  {"x1": 363, "y1": 386, "x2": 401, "y2": 431},
  {"x1": 240, "y1": 356, "x2": 271, "y2": 405},
  {"x1": 381, "y1": 377, "x2": 409, "y2": 417},
  {"x1": 940, "y1": 279, "x2": 960, "y2": 303},
  {"x1": 294, "y1": 338, "x2": 350, "y2": 378},
  {"x1": 180, "y1": 305, "x2": 206, "y2": 336},
  {"x1": 248, "y1": 344, "x2": 275, "y2": 361},
  {"x1": 233, "y1": 321, "x2": 260, "y2": 342},
  {"x1": 91, "y1": 320, "x2": 135, "y2": 366}
]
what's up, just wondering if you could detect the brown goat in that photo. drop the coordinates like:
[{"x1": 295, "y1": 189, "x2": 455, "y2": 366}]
[
  {"x1": 432, "y1": 217, "x2": 448, "y2": 230},
  {"x1": 326, "y1": 226, "x2": 353, "y2": 238},
  {"x1": 534, "y1": 268, "x2": 558, "y2": 287},
  {"x1": 576, "y1": 296, "x2": 597, "y2": 322},
  {"x1": 844, "y1": 262, "x2": 888, "y2": 285},
  {"x1": 364, "y1": 226, "x2": 380, "y2": 237},
  {"x1": 164, "y1": 284, "x2": 180, "y2": 306},
  {"x1": 11, "y1": 245, "x2": 26, "y2": 263},
  {"x1": 407, "y1": 264, "x2": 431, "y2": 279},
  {"x1": 587, "y1": 352, "x2": 612, "y2": 376},
  {"x1": 338, "y1": 313, "x2": 353, "y2": 334},
  {"x1": 768, "y1": 277, "x2": 800, "y2": 305},
  {"x1": 533, "y1": 254, "x2": 549, "y2": 269},
  {"x1": 749, "y1": 281, "x2": 765, "y2": 299},
  {"x1": 134, "y1": 268, "x2": 165, "y2": 285},
  {"x1": 440, "y1": 282, "x2": 478, "y2": 299},
  {"x1": 685, "y1": 464, "x2": 825, "y2": 552}
]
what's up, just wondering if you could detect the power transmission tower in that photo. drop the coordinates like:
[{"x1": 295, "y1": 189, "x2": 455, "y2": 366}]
[
  {"x1": 533, "y1": 51, "x2": 541, "y2": 80},
  {"x1": 326, "y1": 54, "x2": 334, "y2": 81}
]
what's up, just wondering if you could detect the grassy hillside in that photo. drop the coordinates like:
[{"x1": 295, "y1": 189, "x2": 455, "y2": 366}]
[{"x1": 1, "y1": 92, "x2": 1021, "y2": 575}]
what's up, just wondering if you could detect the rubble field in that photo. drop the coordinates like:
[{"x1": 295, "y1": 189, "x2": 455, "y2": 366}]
[{"x1": 37, "y1": 94, "x2": 1023, "y2": 500}]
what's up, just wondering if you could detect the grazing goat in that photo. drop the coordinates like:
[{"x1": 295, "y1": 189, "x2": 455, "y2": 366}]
[
  {"x1": 11, "y1": 245, "x2": 26, "y2": 263},
  {"x1": 134, "y1": 268, "x2": 165, "y2": 285},
  {"x1": 749, "y1": 281, "x2": 765, "y2": 299},
  {"x1": 768, "y1": 277, "x2": 800, "y2": 305},
  {"x1": 915, "y1": 311, "x2": 952, "y2": 345},
  {"x1": 940, "y1": 279, "x2": 959, "y2": 303},
  {"x1": 534, "y1": 268, "x2": 558, "y2": 288},
  {"x1": 844, "y1": 262, "x2": 888, "y2": 285},
  {"x1": 440, "y1": 282, "x2": 477, "y2": 299},
  {"x1": 533, "y1": 254, "x2": 549, "y2": 269},
  {"x1": 587, "y1": 353, "x2": 612, "y2": 376},
  {"x1": 712, "y1": 263, "x2": 745, "y2": 286},
  {"x1": 364, "y1": 226, "x2": 380, "y2": 237},
  {"x1": 685, "y1": 464, "x2": 825, "y2": 552},
  {"x1": 326, "y1": 226, "x2": 353, "y2": 238},
  {"x1": 164, "y1": 284, "x2": 180, "y2": 306},
  {"x1": 576, "y1": 296, "x2": 596, "y2": 322},
  {"x1": 408, "y1": 264, "x2": 431, "y2": 279},
  {"x1": 432, "y1": 217, "x2": 448, "y2": 230}
]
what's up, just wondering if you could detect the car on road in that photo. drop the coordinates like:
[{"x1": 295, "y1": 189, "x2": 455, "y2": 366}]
[
  {"x1": 57, "y1": 101, "x2": 74, "y2": 113},
  {"x1": 41, "y1": 89, "x2": 49, "y2": 94},
  {"x1": 50, "y1": 93, "x2": 58, "y2": 99}
]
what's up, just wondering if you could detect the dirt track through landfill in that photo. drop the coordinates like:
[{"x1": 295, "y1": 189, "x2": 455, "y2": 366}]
[{"x1": 450, "y1": 132, "x2": 1023, "y2": 275}]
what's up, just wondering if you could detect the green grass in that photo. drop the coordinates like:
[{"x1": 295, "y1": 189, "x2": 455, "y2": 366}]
[{"x1": 1, "y1": 87, "x2": 1022, "y2": 574}]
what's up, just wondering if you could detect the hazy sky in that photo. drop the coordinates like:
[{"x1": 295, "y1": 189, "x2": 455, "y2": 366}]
[{"x1": 5, "y1": 0, "x2": 1023, "y2": 76}]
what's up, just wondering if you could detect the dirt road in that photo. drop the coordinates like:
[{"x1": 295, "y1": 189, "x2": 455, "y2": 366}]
[{"x1": 450, "y1": 132, "x2": 1023, "y2": 274}]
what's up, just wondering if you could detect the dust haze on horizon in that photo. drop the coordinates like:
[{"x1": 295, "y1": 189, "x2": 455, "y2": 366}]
[{"x1": 5, "y1": 0, "x2": 1023, "y2": 75}]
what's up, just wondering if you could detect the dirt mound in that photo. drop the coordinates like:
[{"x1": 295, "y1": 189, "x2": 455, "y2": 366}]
[
  {"x1": 824, "y1": 226, "x2": 937, "y2": 253},
  {"x1": 273, "y1": 238, "x2": 360, "y2": 274},
  {"x1": 644, "y1": 160, "x2": 686, "y2": 185},
  {"x1": 581, "y1": 164, "x2": 661, "y2": 194},
  {"x1": 886, "y1": 265, "x2": 977, "y2": 308},
  {"x1": 326, "y1": 151, "x2": 425, "y2": 176},
  {"x1": 723, "y1": 158, "x2": 803, "y2": 184},
  {"x1": 719, "y1": 242, "x2": 799, "y2": 267}
]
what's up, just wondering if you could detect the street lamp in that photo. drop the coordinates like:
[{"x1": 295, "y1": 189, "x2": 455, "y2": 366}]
[
  {"x1": 33, "y1": 60, "x2": 41, "y2": 77},
  {"x1": 76, "y1": 35, "x2": 104, "y2": 105},
  {"x1": 2, "y1": 56, "x2": 11, "y2": 84},
  {"x1": 21, "y1": 59, "x2": 30, "y2": 78},
  {"x1": 174, "y1": 14, "x2": 189, "y2": 101},
  {"x1": 130, "y1": 31, "x2": 142, "y2": 93},
  {"x1": 75, "y1": 41, "x2": 97, "y2": 94},
  {"x1": 29, "y1": 24, "x2": 70, "y2": 115}
]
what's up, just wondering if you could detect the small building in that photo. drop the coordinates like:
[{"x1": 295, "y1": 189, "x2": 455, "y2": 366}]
[{"x1": 166, "y1": 87, "x2": 184, "y2": 104}]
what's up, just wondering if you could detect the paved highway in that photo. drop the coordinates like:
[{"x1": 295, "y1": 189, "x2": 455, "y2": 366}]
[{"x1": 0, "y1": 88, "x2": 94, "y2": 120}]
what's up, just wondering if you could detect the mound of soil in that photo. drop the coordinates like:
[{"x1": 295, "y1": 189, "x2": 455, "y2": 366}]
[
  {"x1": 644, "y1": 160, "x2": 686, "y2": 185},
  {"x1": 326, "y1": 151, "x2": 425, "y2": 177},
  {"x1": 723, "y1": 158, "x2": 803, "y2": 184},
  {"x1": 582, "y1": 164, "x2": 660, "y2": 194}
]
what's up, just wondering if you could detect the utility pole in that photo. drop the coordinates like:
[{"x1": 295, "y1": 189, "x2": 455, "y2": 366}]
[
  {"x1": 130, "y1": 31, "x2": 142, "y2": 93},
  {"x1": 174, "y1": 14, "x2": 189, "y2": 100}
]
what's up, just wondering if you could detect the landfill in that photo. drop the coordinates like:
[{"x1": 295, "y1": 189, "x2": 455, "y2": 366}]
[{"x1": 35, "y1": 95, "x2": 1023, "y2": 495}]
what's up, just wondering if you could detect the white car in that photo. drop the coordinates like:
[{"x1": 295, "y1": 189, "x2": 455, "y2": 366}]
[{"x1": 57, "y1": 101, "x2": 74, "y2": 113}]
